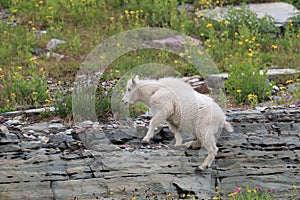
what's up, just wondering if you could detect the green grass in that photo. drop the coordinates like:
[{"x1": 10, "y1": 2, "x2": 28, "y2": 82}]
[{"x1": 0, "y1": 0, "x2": 299, "y2": 116}]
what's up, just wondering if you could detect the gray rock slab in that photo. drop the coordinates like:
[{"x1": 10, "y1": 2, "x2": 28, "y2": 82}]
[
  {"x1": 195, "y1": 2, "x2": 299, "y2": 26},
  {"x1": 0, "y1": 108, "x2": 300, "y2": 199},
  {"x1": 0, "y1": 181, "x2": 53, "y2": 200},
  {"x1": 0, "y1": 125, "x2": 9, "y2": 134},
  {"x1": 51, "y1": 179, "x2": 107, "y2": 200},
  {"x1": 206, "y1": 68, "x2": 300, "y2": 88},
  {"x1": 1, "y1": 107, "x2": 55, "y2": 117},
  {"x1": 0, "y1": 144, "x2": 21, "y2": 152},
  {"x1": 46, "y1": 39, "x2": 66, "y2": 50}
]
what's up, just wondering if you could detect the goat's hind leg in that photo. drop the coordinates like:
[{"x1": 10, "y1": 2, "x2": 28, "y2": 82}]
[
  {"x1": 198, "y1": 137, "x2": 218, "y2": 171},
  {"x1": 167, "y1": 122, "x2": 182, "y2": 146}
]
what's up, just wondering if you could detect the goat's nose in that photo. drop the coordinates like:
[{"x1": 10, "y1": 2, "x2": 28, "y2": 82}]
[{"x1": 121, "y1": 98, "x2": 127, "y2": 105}]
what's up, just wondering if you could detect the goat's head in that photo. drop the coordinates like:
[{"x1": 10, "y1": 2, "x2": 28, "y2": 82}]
[{"x1": 121, "y1": 75, "x2": 139, "y2": 105}]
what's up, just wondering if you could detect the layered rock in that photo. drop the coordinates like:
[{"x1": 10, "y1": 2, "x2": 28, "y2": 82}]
[{"x1": 0, "y1": 108, "x2": 300, "y2": 199}]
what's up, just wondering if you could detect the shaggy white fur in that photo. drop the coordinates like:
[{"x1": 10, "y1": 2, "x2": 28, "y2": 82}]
[{"x1": 122, "y1": 76, "x2": 233, "y2": 170}]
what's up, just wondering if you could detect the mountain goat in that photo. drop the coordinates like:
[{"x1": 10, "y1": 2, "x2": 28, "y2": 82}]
[{"x1": 121, "y1": 76, "x2": 233, "y2": 170}]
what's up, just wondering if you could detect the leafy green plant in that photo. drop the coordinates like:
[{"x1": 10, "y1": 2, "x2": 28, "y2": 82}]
[
  {"x1": 224, "y1": 50, "x2": 272, "y2": 104},
  {"x1": 53, "y1": 92, "x2": 73, "y2": 119},
  {"x1": 0, "y1": 62, "x2": 51, "y2": 113}
]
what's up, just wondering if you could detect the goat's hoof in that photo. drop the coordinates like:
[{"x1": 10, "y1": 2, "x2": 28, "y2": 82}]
[
  {"x1": 197, "y1": 165, "x2": 206, "y2": 171},
  {"x1": 195, "y1": 166, "x2": 204, "y2": 174},
  {"x1": 141, "y1": 139, "x2": 150, "y2": 145}
]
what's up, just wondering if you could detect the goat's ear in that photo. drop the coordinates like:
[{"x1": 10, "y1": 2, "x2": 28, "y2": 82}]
[
  {"x1": 132, "y1": 77, "x2": 136, "y2": 86},
  {"x1": 134, "y1": 75, "x2": 139, "y2": 80}
]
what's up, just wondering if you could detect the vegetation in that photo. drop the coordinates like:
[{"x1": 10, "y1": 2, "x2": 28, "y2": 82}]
[
  {"x1": 0, "y1": 1, "x2": 299, "y2": 198},
  {"x1": 0, "y1": 0, "x2": 299, "y2": 117}
]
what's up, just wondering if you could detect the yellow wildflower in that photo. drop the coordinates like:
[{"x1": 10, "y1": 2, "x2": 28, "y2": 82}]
[
  {"x1": 271, "y1": 45, "x2": 278, "y2": 49},
  {"x1": 286, "y1": 79, "x2": 293, "y2": 84},
  {"x1": 29, "y1": 57, "x2": 37, "y2": 61},
  {"x1": 236, "y1": 89, "x2": 241, "y2": 93},
  {"x1": 174, "y1": 60, "x2": 179, "y2": 64},
  {"x1": 32, "y1": 91, "x2": 38, "y2": 95},
  {"x1": 238, "y1": 41, "x2": 243, "y2": 45},
  {"x1": 206, "y1": 23, "x2": 213, "y2": 28},
  {"x1": 197, "y1": 13, "x2": 204, "y2": 18},
  {"x1": 248, "y1": 94, "x2": 258, "y2": 100},
  {"x1": 197, "y1": 50, "x2": 204, "y2": 56},
  {"x1": 228, "y1": 192, "x2": 238, "y2": 197}
]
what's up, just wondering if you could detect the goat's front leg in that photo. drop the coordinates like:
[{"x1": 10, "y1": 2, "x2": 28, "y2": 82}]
[{"x1": 142, "y1": 110, "x2": 167, "y2": 143}]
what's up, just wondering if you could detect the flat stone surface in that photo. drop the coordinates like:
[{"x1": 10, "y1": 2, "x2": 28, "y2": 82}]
[
  {"x1": 0, "y1": 108, "x2": 300, "y2": 199},
  {"x1": 206, "y1": 68, "x2": 300, "y2": 88},
  {"x1": 1, "y1": 107, "x2": 55, "y2": 118},
  {"x1": 195, "y1": 2, "x2": 299, "y2": 26}
]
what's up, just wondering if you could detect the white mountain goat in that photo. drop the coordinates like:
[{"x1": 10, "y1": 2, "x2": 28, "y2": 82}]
[{"x1": 121, "y1": 76, "x2": 233, "y2": 170}]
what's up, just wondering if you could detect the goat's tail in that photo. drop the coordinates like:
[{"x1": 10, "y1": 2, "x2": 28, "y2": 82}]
[{"x1": 224, "y1": 121, "x2": 234, "y2": 132}]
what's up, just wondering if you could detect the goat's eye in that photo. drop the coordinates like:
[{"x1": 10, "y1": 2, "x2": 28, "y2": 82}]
[{"x1": 127, "y1": 88, "x2": 131, "y2": 92}]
